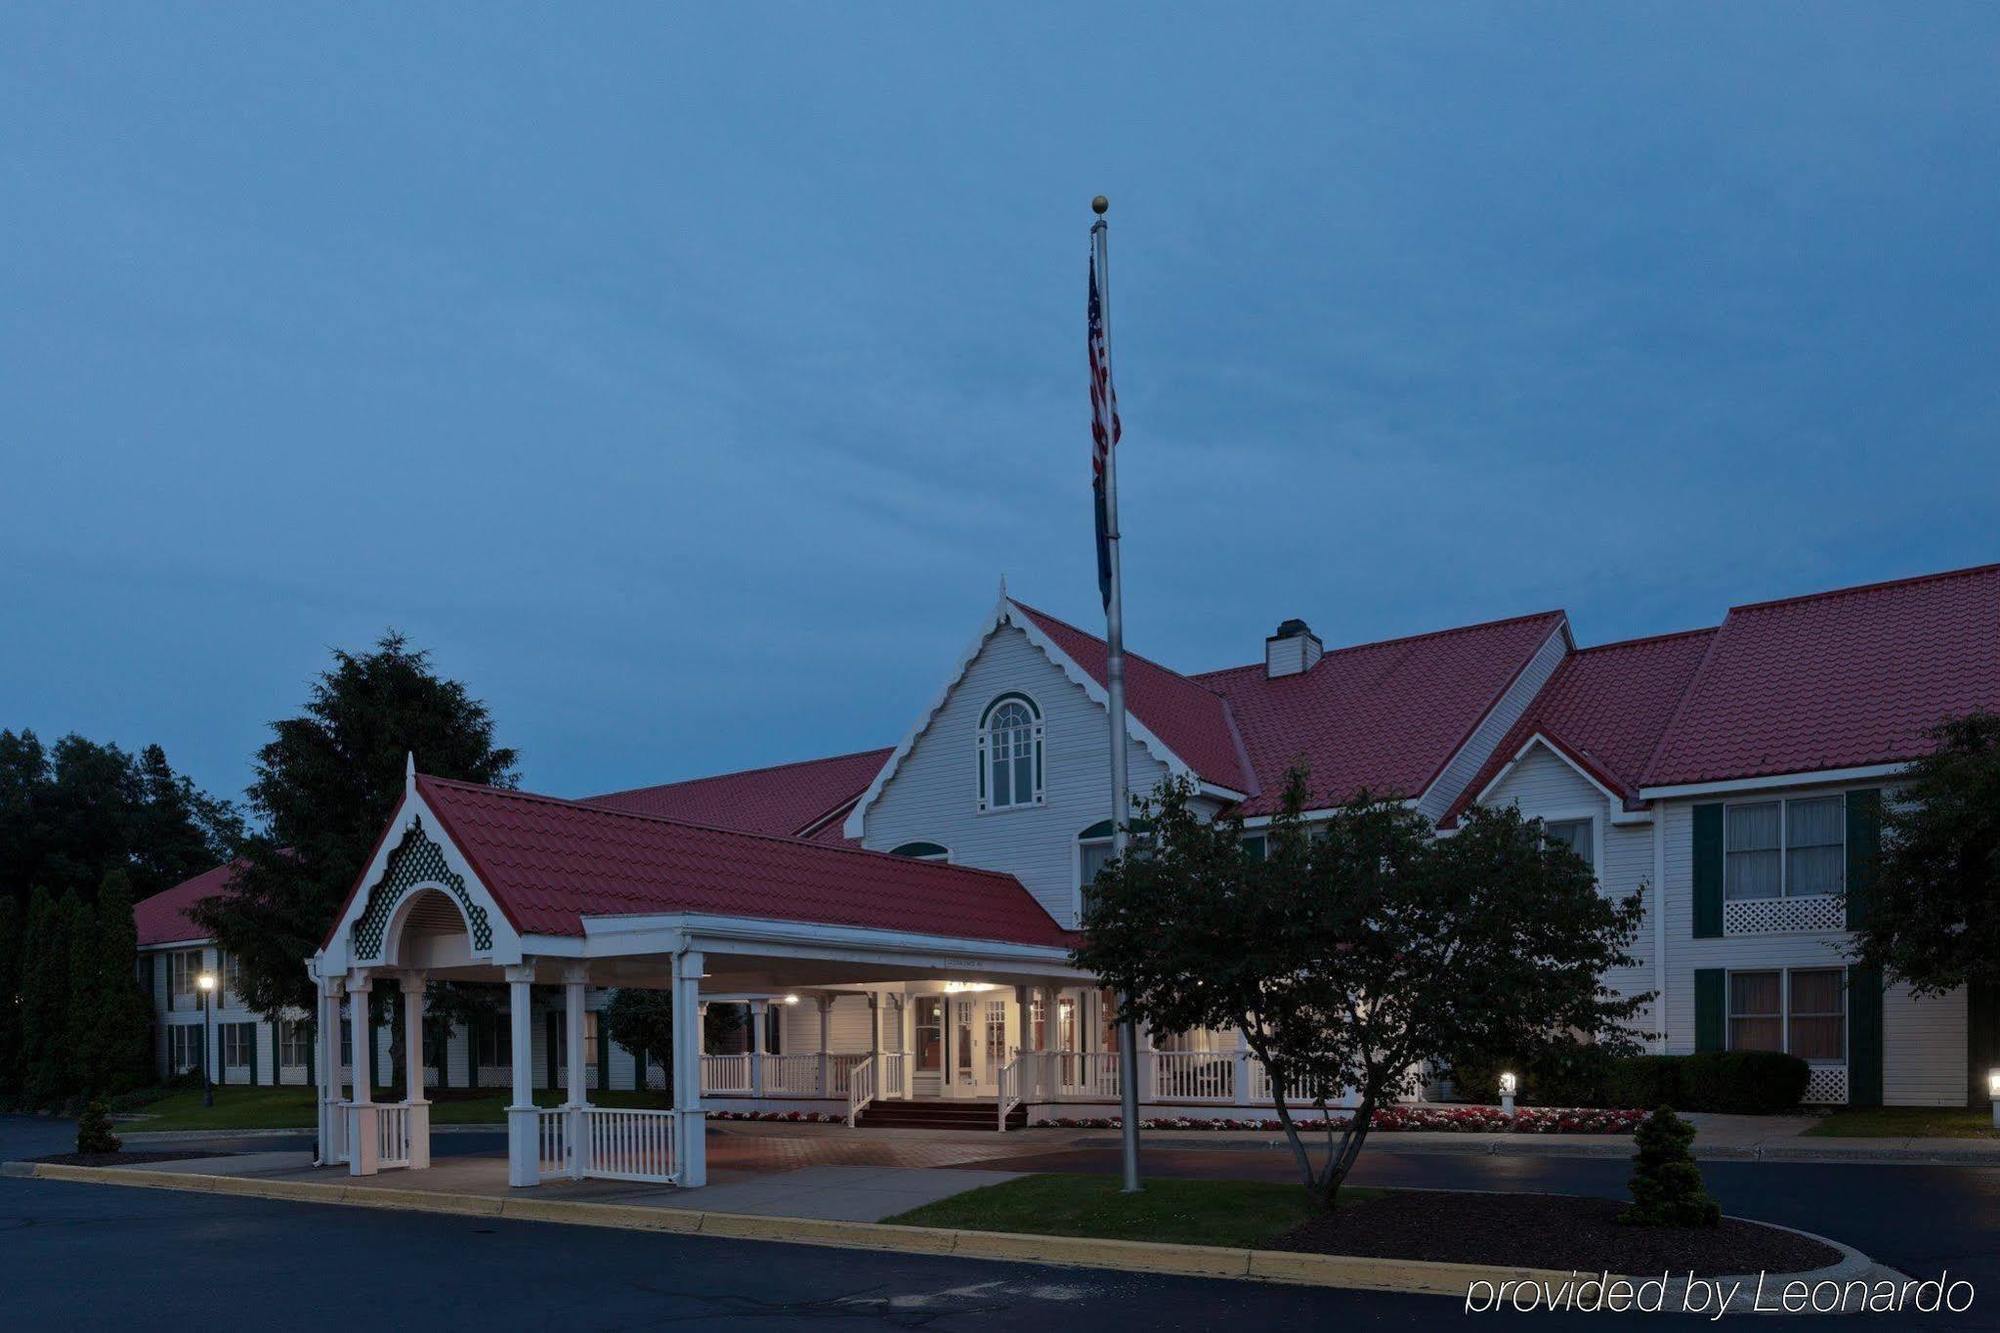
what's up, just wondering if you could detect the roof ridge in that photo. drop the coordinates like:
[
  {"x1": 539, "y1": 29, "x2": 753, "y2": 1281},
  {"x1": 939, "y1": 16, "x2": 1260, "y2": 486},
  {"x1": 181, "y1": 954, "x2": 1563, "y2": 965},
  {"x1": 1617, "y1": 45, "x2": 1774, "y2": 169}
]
[
  {"x1": 1727, "y1": 562, "x2": 2000, "y2": 616},
  {"x1": 418, "y1": 773, "x2": 1028, "y2": 886},
  {"x1": 1634, "y1": 616, "x2": 1732, "y2": 788},
  {"x1": 1189, "y1": 608, "x2": 1568, "y2": 682},
  {"x1": 1573, "y1": 624, "x2": 1720, "y2": 654},
  {"x1": 583, "y1": 746, "x2": 892, "y2": 802}
]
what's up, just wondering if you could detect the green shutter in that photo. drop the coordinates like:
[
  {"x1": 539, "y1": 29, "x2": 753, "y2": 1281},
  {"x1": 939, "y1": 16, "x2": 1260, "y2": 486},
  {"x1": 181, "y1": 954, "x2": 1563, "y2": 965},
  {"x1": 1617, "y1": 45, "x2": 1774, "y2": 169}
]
[
  {"x1": 465, "y1": 1015, "x2": 480, "y2": 1088},
  {"x1": 306, "y1": 1018, "x2": 316, "y2": 1085},
  {"x1": 1848, "y1": 964, "x2": 1883, "y2": 1107},
  {"x1": 545, "y1": 1011, "x2": 558, "y2": 1092},
  {"x1": 596, "y1": 1026, "x2": 608, "y2": 1092},
  {"x1": 1693, "y1": 804, "x2": 1725, "y2": 938},
  {"x1": 633, "y1": 1043, "x2": 647, "y2": 1091},
  {"x1": 1694, "y1": 969, "x2": 1726, "y2": 1052},
  {"x1": 1845, "y1": 788, "x2": 1882, "y2": 929},
  {"x1": 247, "y1": 1023, "x2": 259, "y2": 1086}
]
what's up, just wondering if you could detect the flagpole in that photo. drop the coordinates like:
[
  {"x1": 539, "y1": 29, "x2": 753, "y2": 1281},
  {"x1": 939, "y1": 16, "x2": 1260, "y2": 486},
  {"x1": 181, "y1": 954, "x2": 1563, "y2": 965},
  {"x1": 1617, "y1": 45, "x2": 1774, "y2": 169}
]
[{"x1": 1093, "y1": 195, "x2": 1144, "y2": 1194}]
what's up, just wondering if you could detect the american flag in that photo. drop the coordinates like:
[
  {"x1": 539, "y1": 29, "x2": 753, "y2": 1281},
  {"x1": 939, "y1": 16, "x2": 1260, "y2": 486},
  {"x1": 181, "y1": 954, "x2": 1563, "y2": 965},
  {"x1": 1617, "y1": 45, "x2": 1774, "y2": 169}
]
[{"x1": 1089, "y1": 248, "x2": 1120, "y2": 608}]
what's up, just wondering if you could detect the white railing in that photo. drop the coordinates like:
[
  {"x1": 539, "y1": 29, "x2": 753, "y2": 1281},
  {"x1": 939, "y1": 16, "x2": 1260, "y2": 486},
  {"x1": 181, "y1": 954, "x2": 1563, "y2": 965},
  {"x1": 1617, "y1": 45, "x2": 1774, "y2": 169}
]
[
  {"x1": 702, "y1": 1053, "x2": 752, "y2": 1094},
  {"x1": 846, "y1": 1055, "x2": 876, "y2": 1126},
  {"x1": 1054, "y1": 1050, "x2": 1121, "y2": 1099},
  {"x1": 579, "y1": 1107, "x2": 677, "y2": 1183},
  {"x1": 878, "y1": 1051, "x2": 908, "y2": 1100},
  {"x1": 536, "y1": 1107, "x2": 571, "y2": 1177},
  {"x1": 827, "y1": 1052, "x2": 868, "y2": 1096},
  {"x1": 997, "y1": 1055, "x2": 1024, "y2": 1131},
  {"x1": 1151, "y1": 1050, "x2": 1235, "y2": 1102},
  {"x1": 1246, "y1": 1059, "x2": 1327, "y2": 1107},
  {"x1": 375, "y1": 1102, "x2": 413, "y2": 1168},
  {"x1": 324, "y1": 1099, "x2": 349, "y2": 1165},
  {"x1": 763, "y1": 1053, "x2": 821, "y2": 1095}
]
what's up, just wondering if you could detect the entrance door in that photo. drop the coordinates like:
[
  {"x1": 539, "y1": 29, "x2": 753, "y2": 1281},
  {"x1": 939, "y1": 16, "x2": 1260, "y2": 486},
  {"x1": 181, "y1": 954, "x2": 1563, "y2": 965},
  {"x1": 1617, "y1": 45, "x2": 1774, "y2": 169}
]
[
  {"x1": 912, "y1": 995, "x2": 946, "y2": 1098},
  {"x1": 950, "y1": 995, "x2": 1009, "y2": 1096}
]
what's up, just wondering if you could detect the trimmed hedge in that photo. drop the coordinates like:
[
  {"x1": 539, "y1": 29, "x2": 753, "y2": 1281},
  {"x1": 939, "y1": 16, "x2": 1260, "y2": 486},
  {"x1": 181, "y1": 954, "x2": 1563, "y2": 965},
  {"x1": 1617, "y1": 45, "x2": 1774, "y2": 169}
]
[{"x1": 1451, "y1": 1050, "x2": 1810, "y2": 1114}]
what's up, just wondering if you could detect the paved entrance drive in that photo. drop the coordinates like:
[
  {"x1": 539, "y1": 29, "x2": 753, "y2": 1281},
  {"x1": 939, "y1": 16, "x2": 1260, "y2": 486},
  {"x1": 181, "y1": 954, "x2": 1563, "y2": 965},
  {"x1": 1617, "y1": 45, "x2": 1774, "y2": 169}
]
[{"x1": 112, "y1": 1121, "x2": 1075, "y2": 1222}]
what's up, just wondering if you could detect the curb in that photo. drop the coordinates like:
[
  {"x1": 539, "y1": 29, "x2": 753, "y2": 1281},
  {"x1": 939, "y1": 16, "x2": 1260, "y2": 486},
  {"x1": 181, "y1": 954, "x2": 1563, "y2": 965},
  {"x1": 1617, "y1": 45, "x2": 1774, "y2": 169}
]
[
  {"x1": 0, "y1": 1162, "x2": 1606, "y2": 1295},
  {"x1": 1070, "y1": 1133, "x2": 2000, "y2": 1168},
  {"x1": 2, "y1": 1161, "x2": 1876, "y2": 1299}
]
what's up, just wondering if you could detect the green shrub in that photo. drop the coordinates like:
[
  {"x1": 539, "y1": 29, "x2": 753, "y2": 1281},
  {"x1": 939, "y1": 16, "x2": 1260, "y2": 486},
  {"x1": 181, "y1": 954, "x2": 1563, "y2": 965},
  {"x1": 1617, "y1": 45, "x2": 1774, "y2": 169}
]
[
  {"x1": 1599, "y1": 1051, "x2": 1808, "y2": 1114},
  {"x1": 1605, "y1": 1055, "x2": 1681, "y2": 1109},
  {"x1": 76, "y1": 1099, "x2": 122, "y2": 1155},
  {"x1": 1620, "y1": 1106, "x2": 1720, "y2": 1227},
  {"x1": 1446, "y1": 1044, "x2": 1614, "y2": 1107}
]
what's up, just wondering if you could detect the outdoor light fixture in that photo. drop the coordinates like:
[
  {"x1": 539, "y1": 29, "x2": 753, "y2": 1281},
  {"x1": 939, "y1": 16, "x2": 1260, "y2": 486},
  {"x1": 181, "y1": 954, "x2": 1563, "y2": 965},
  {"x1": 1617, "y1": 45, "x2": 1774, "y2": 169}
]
[
  {"x1": 196, "y1": 972, "x2": 218, "y2": 1108},
  {"x1": 783, "y1": 994, "x2": 800, "y2": 1005},
  {"x1": 1499, "y1": 1071, "x2": 1518, "y2": 1118},
  {"x1": 1989, "y1": 1069, "x2": 2000, "y2": 1130},
  {"x1": 196, "y1": 972, "x2": 217, "y2": 992}
]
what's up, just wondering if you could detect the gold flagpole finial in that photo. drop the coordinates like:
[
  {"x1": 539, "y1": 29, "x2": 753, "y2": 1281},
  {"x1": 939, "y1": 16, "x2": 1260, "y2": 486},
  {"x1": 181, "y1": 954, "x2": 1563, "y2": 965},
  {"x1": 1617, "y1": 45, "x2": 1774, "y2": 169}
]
[{"x1": 1091, "y1": 195, "x2": 1109, "y2": 215}]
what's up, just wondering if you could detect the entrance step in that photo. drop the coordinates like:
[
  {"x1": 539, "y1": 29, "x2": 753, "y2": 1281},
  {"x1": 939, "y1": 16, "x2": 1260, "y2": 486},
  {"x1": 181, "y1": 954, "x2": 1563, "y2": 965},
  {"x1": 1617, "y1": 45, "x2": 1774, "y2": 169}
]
[{"x1": 853, "y1": 1099, "x2": 1028, "y2": 1132}]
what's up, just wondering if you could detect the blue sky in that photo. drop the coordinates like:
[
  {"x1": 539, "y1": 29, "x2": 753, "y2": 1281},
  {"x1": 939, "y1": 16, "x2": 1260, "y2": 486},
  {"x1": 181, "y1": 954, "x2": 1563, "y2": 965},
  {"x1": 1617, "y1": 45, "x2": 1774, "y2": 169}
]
[{"x1": 4, "y1": 5, "x2": 1996, "y2": 809}]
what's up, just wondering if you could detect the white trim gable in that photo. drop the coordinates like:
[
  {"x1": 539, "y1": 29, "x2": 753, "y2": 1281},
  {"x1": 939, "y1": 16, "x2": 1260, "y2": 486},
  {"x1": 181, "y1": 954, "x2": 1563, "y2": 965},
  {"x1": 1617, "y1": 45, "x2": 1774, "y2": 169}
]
[
  {"x1": 1415, "y1": 621, "x2": 1571, "y2": 822},
  {"x1": 318, "y1": 784, "x2": 524, "y2": 974},
  {"x1": 843, "y1": 596, "x2": 1201, "y2": 838},
  {"x1": 1474, "y1": 733, "x2": 1653, "y2": 826}
]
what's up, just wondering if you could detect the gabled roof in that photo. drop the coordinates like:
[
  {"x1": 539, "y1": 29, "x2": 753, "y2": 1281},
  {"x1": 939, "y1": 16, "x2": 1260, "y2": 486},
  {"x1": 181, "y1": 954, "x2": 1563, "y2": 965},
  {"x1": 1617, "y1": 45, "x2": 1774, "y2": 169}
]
[
  {"x1": 135, "y1": 860, "x2": 245, "y2": 947},
  {"x1": 1011, "y1": 602, "x2": 1255, "y2": 795},
  {"x1": 415, "y1": 774, "x2": 1073, "y2": 948},
  {"x1": 583, "y1": 747, "x2": 890, "y2": 839},
  {"x1": 1446, "y1": 627, "x2": 1718, "y2": 821},
  {"x1": 1193, "y1": 611, "x2": 1570, "y2": 816},
  {"x1": 1640, "y1": 563, "x2": 2000, "y2": 790}
]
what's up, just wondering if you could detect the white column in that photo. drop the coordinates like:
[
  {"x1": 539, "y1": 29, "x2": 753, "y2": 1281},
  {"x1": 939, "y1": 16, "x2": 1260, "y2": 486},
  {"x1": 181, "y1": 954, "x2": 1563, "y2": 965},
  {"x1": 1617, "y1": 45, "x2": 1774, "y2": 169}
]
[
  {"x1": 561, "y1": 965, "x2": 589, "y2": 1180},
  {"x1": 869, "y1": 993, "x2": 883, "y2": 1059},
  {"x1": 505, "y1": 963, "x2": 539, "y2": 1188},
  {"x1": 345, "y1": 973, "x2": 377, "y2": 1176},
  {"x1": 400, "y1": 972, "x2": 431, "y2": 1169},
  {"x1": 672, "y1": 950, "x2": 707, "y2": 1188},
  {"x1": 749, "y1": 999, "x2": 768, "y2": 1098},
  {"x1": 316, "y1": 975, "x2": 343, "y2": 1165},
  {"x1": 816, "y1": 995, "x2": 833, "y2": 1097}
]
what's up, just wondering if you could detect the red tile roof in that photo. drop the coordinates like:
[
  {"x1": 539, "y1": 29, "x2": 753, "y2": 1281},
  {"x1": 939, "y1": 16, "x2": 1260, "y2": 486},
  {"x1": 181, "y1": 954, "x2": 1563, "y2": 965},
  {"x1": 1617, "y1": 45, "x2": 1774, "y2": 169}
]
[
  {"x1": 1445, "y1": 627, "x2": 1718, "y2": 821},
  {"x1": 1194, "y1": 611, "x2": 1570, "y2": 815},
  {"x1": 1012, "y1": 602, "x2": 1256, "y2": 794},
  {"x1": 1641, "y1": 564, "x2": 2000, "y2": 789},
  {"x1": 134, "y1": 860, "x2": 245, "y2": 947},
  {"x1": 416, "y1": 774, "x2": 1073, "y2": 947},
  {"x1": 583, "y1": 747, "x2": 891, "y2": 838}
]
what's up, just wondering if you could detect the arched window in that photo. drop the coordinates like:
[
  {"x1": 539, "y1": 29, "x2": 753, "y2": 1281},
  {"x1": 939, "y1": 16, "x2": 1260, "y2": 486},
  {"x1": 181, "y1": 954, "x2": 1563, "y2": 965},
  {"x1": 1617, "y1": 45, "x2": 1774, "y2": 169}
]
[
  {"x1": 977, "y1": 693, "x2": 1043, "y2": 811},
  {"x1": 890, "y1": 841, "x2": 951, "y2": 862},
  {"x1": 1076, "y1": 817, "x2": 1154, "y2": 917}
]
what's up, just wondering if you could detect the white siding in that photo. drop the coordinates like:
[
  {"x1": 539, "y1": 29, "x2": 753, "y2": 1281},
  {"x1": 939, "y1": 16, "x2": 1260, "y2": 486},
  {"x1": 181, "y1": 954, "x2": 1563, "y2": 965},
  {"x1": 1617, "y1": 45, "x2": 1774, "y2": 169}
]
[
  {"x1": 861, "y1": 623, "x2": 1168, "y2": 926},
  {"x1": 777, "y1": 994, "x2": 876, "y2": 1053},
  {"x1": 1417, "y1": 627, "x2": 1569, "y2": 822},
  {"x1": 1483, "y1": 744, "x2": 1656, "y2": 1031},
  {"x1": 1884, "y1": 983, "x2": 1968, "y2": 1108}
]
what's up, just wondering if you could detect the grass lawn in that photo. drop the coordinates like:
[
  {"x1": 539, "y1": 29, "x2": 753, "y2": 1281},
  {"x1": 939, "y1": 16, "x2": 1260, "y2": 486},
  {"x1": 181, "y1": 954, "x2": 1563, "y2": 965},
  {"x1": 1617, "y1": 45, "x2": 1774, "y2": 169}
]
[
  {"x1": 884, "y1": 1173, "x2": 1377, "y2": 1250},
  {"x1": 1804, "y1": 1105, "x2": 1999, "y2": 1138},
  {"x1": 125, "y1": 1086, "x2": 674, "y2": 1132}
]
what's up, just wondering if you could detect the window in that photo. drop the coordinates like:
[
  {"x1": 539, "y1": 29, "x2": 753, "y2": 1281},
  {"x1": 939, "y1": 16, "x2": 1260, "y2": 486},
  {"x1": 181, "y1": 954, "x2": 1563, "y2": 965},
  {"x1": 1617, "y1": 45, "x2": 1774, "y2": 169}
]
[
  {"x1": 221, "y1": 1023, "x2": 254, "y2": 1068},
  {"x1": 978, "y1": 694, "x2": 1043, "y2": 811},
  {"x1": 1726, "y1": 797, "x2": 1845, "y2": 900},
  {"x1": 339, "y1": 1019, "x2": 352, "y2": 1067},
  {"x1": 1544, "y1": 818, "x2": 1594, "y2": 871},
  {"x1": 170, "y1": 949, "x2": 205, "y2": 998},
  {"x1": 1729, "y1": 967, "x2": 1846, "y2": 1061},
  {"x1": 914, "y1": 996, "x2": 944, "y2": 1072},
  {"x1": 279, "y1": 1020, "x2": 311, "y2": 1067},
  {"x1": 169, "y1": 1025, "x2": 202, "y2": 1074},
  {"x1": 1787, "y1": 969, "x2": 1846, "y2": 1061},
  {"x1": 889, "y1": 842, "x2": 950, "y2": 861},
  {"x1": 1240, "y1": 833, "x2": 1268, "y2": 862},
  {"x1": 476, "y1": 1015, "x2": 512, "y2": 1067},
  {"x1": 1077, "y1": 819, "x2": 1154, "y2": 916},
  {"x1": 552, "y1": 1012, "x2": 601, "y2": 1068}
]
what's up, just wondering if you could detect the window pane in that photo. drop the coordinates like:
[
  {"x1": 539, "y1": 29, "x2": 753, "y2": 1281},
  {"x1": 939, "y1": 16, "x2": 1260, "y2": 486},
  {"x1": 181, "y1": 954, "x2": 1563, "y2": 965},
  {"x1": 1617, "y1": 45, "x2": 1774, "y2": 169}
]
[
  {"x1": 992, "y1": 754, "x2": 1012, "y2": 806},
  {"x1": 1789, "y1": 969, "x2": 1844, "y2": 1014},
  {"x1": 1787, "y1": 844, "x2": 1844, "y2": 897},
  {"x1": 1730, "y1": 1017, "x2": 1785, "y2": 1052},
  {"x1": 1726, "y1": 848, "x2": 1782, "y2": 900},
  {"x1": 1013, "y1": 753, "x2": 1034, "y2": 804},
  {"x1": 1786, "y1": 796, "x2": 1843, "y2": 848},
  {"x1": 1546, "y1": 819, "x2": 1593, "y2": 869},
  {"x1": 1728, "y1": 801, "x2": 1781, "y2": 851},
  {"x1": 1730, "y1": 971, "x2": 1781, "y2": 1016}
]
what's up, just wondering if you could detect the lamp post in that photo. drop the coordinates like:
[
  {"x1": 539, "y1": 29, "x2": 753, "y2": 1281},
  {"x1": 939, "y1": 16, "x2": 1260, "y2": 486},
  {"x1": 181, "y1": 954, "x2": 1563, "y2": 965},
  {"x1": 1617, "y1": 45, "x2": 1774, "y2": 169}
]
[
  {"x1": 196, "y1": 972, "x2": 218, "y2": 1108},
  {"x1": 1988, "y1": 1069, "x2": 2000, "y2": 1131},
  {"x1": 1498, "y1": 1070, "x2": 1518, "y2": 1118}
]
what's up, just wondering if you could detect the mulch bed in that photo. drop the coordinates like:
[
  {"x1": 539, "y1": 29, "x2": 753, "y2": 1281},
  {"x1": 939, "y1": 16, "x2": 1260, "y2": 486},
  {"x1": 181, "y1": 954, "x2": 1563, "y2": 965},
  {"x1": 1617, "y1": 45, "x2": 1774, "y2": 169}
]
[
  {"x1": 1272, "y1": 1190, "x2": 1840, "y2": 1277},
  {"x1": 30, "y1": 1151, "x2": 227, "y2": 1167}
]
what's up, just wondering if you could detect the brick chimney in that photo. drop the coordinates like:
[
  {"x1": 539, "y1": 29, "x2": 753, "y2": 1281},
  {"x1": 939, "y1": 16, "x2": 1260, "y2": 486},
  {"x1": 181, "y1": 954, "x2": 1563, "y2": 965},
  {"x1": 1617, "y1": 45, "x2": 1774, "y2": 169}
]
[{"x1": 1265, "y1": 618, "x2": 1323, "y2": 678}]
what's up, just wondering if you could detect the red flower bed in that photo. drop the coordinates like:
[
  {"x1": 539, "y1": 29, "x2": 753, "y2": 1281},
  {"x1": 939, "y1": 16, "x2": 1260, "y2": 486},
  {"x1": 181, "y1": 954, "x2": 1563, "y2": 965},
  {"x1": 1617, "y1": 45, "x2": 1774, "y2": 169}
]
[
  {"x1": 708, "y1": 1110, "x2": 846, "y2": 1124},
  {"x1": 1028, "y1": 1106, "x2": 1646, "y2": 1134}
]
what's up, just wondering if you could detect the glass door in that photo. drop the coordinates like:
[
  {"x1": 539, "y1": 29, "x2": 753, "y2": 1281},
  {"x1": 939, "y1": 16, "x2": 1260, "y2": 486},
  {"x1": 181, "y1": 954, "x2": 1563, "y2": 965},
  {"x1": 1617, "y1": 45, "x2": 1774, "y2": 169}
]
[{"x1": 913, "y1": 996, "x2": 945, "y2": 1097}]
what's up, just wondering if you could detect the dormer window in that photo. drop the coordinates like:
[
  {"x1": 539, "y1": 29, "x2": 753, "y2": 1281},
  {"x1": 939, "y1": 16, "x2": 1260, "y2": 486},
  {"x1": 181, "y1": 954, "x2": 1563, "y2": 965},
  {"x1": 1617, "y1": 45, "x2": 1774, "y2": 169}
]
[{"x1": 978, "y1": 693, "x2": 1043, "y2": 811}]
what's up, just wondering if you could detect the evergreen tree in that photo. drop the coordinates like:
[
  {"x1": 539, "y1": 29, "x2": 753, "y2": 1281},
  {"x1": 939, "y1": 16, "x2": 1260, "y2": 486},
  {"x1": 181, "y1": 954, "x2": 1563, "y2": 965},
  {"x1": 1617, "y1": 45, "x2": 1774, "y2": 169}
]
[
  {"x1": 68, "y1": 871, "x2": 152, "y2": 1094},
  {"x1": 0, "y1": 897, "x2": 21, "y2": 1096},
  {"x1": 194, "y1": 632, "x2": 518, "y2": 1017},
  {"x1": 20, "y1": 886, "x2": 76, "y2": 1103},
  {"x1": 75, "y1": 1098, "x2": 121, "y2": 1155},
  {"x1": 1620, "y1": 1107, "x2": 1720, "y2": 1227}
]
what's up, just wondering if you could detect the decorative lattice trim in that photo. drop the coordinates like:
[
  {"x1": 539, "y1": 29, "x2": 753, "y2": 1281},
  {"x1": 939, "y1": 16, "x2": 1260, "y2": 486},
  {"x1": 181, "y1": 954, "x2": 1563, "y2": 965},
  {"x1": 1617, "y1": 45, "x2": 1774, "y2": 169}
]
[
  {"x1": 1723, "y1": 895, "x2": 1845, "y2": 936},
  {"x1": 350, "y1": 816, "x2": 494, "y2": 960},
  {"x1": 1803, "y1": 1065, "x2": 1849, "y2": 1105}
]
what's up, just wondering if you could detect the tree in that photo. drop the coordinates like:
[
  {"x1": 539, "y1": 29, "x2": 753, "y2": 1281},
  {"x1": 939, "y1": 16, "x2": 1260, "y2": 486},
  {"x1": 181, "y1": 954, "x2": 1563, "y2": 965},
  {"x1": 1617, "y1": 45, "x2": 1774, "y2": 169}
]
[
  {"x1": 1850, "y1": 712, "x2": 2000, "y2": 995},
  {"x1": 0, "y1": 896, "x2": 21, "y2": 1097},
  {"x1": 1620, "y1": 1107, "x2": 1719, "y2": 1227},
  {"x1": 67, "y1": 870, "x2": 153, "y2": 1095},
  {"x1": 600, "y1": 989, "x2": 743, "y2": 1097},
  {"x1": 1076, "y1": 770, "x2": 1648, "y2": 1209},
  {"x1": 20, "y1": 887, "x2": 80, "y2": 1103},
  {"x1": 193, "y1": 632, "x2": 519, "y2": 1018},
  {"x1": 130, "y1": 744, "x2": 243, "y2": 900}
]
